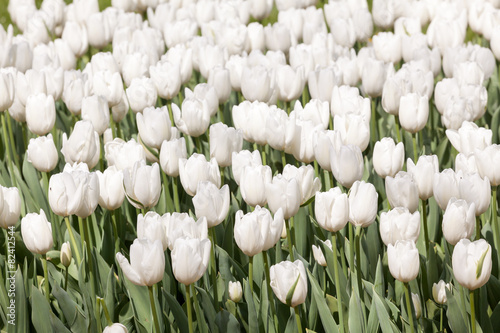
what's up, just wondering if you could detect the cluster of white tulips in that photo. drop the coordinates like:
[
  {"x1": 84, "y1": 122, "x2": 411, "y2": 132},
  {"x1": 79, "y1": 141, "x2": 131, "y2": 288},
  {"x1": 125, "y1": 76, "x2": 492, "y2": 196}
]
[{"x1": 2, "y1": 0, "x2": 500, "y2": 332}]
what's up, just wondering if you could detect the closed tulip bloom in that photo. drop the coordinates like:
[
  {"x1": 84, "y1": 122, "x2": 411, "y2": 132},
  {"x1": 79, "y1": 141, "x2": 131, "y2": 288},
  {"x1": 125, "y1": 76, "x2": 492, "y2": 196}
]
[
  {"x1": 313, "y1": 130, "x2": 341, "y2": 172},
  {"x1": 330, "y1": 143, "x2": 364, "y2": 189},
  {"x1": 105, "y1": 138, "x2": 146, "y2": 171},
  {"x1": 329, "y1": 18, "x2": 356, "y2": 48},
  {"x1": 209, "y1": 123, "x2": 243, "y2": 167},
  {"x1": 61, "y1": 120, "x2": 100, "y2": 169},
  {"x1": 103, "y1": 323, "x2": 128, "y2": 333},
  {"x1": 458, "y1": 172, "x2": 491, "y2": 216},
  {"x1": 331, "y1": 85, "x2": 371, "y2": 120},
  {"x1": 159, "y1": 138, "x2": 187, "y2": 177},
  {"x1": 62, "y1": 70, "x2": 90, "y2": 116},
  {"x1": 446, "y1": 121, "x2": 491, "y2": 156},
  {"x1": 27, "y1": 134, "x2": 58, "y2": 173},
  {"x1": 452, "y1": 239, "x2": 492, "y2": 290},
  {"x1": 241, "y1": 65, "x2": 275, "y2": 103},
  {"x1": 362, "y1": 58, "x2": 390, "y2": 98},
  {"x1": 373, "y1": 137, "x2": 405, "y2": 179},
  {"x1": 137, "y1": 211, "x2": 167, "y2": 251},
  {"x1": 240, "y1": 165, "x2": 272, "y2": 207},
  {"x1": 315, "y1": 188, "x2": 349, "y2": 232},
  {"x1": 165, "y1": 213, "x2": 208, "y2": 251},
  {"x1": 96, "y1": 166, "x2": 125, "y2": 211},
  {"x1": 270, "y1": 260, "x2": 308, "y2": 307},
  {"x1": 373, "y1": 32, "x2": 402, "y2": 64},
  {"x1": 137, "y1": 106, "x2": 171, "y2": 149},
  {"x1": 308, "y1": 67, "x2": 340, "y2": 103},
  {"x1": 0, "y1": 70, "x2": 15, "y2": 111},
  {"x1": 232, "y1": 150, "x2": 262, "y2": 185},
  {"x1": 60, "y1": 241, "x2": 72, "y2": 267},
  {"x1": 433, "y1": 169, "x2": 461, "y2": 210},
  {"x1": 266, "y1": 175, "x2": 301, "y2": 220},
  {"x1": 276, "y1": 65, "x2": 305, "y2": 102},
  {"x1": 432, "y1": 280, "x2": 450, "y2": 305},
  {"x1": 81, "y1": 95, "x2": 110, "y2": 135},
  {"x1": 387, "y1": 240, "x2": 420, "y2": 282},
  {"x1": 0, "y1": 186, "x2": 21, "y2": 229},
  {"x1": 116, "y1": 238, "x2": 165, "y2": 286},
  {"x1": 334, "y1": 114, "x2": 370, "y2": 152},
  {"x1": 228, "y1": 281, "x2": 243, "y2": 303},
  {"x1": 92, "y1": 70, "x2": 123, "y2": 107},
  {"x1": 412, "y1": 293, "x2": 422, "y2": 320},
  {"x1": 442, "y1": 198, "x2": 475, "y2": 246},
  {"x1": 475, "y1": 145, "x2": 500, "y2": 186},
  {"x1": 455, "y1": 153, "x2": 478, "y2": 175},
  {"x1": 26, "y1": 93, "x2": 55, "y2": 136},
  {"x1": 179, "y1": 154, "x2": 220, "y2": 196},
  {"x1": 312, "y1": 239, "x2": 333, "y2": 267},
  {"x1": 399, "y1": 93, "x2": 429, "y2": 134},
  {"x1": 283, "y1": 164, "x2": 321, "y2": 205},
  {"x1": 21, "y1": 209, "x2": 53, "y2": 254},
  {"x1": 193, "y1": 182, "x2": 230, "y2": 228},
  {"x1": 171, "y1": 237, "x2": 211, "y2": 285},
  {"x1": 149, "y1": 60, "x2": 181, "y2": 100},
  {"x1": 126, "y1": 77, "x2": 157, "y2": 114},
  {"x1": 208, "y1": 66, "x2": 231, "y2": 104},
  {"x1": 68, "y1": 168, "x2": 100, "y2": 218},
  {"x1": 379, "y1": 207, "x2": 420, "y2": 246},
  {"x1": 62, "y1": 21, "x2": 88, "y2": 57},
  {"x1": 173, "y1": 98, "x2": 211, "y2": 138},
  {"x1": 349, "y1": 181, "x2": 378, "y2": 228},
  {"x1": 123, "y1": 161, "x2": 161, "y2": 210},
  {"x1": 386, "y1": 171, "x2": 419, "y2": 213},
  {"x1": 407, "y1": 155, "x2": 439, "y2": 200}
]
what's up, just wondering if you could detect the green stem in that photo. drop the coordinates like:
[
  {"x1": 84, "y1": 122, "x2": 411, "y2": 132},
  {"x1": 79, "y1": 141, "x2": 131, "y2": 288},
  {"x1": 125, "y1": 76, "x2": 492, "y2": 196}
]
[
  {"x1": 492, "y1": 187, "x2": 499, "y2": 270},
  {"x1": 149, "y1": 285, "x2": 161, "y2": 333},
  {"x1": 263, "y1": 251, "x2": 279, "y2": 333},
  {"x1": 64, "y1": 216, "x2": 82, "y2": 265},
  {"x1": 286, "y1": 219, "x2": 295, "y2": 261},
  {"x1": 109, "y1": 113, "x2": 117, "y2": 139},
  {"x1": 440, "y1": 306, "x2": 443, "y2": 332},
  {"x1": 371, "y1": 99, "x2": 378, "y2": 147},
  {"x1": 404, "y1": 282, "x2": 415, "y2": 333},
  {"x1": 355, "y1": 226, "x2": 363, "y2": 302},
  {"x1": 470, "y1": 290, "x2": 476, "y2": 333},
  {"x1": 209, "y1": 228, "x2": 219, "y2": 310},
  {"x1": 261, "y1": 145, "x2": 267, "y2": 166},
  {"x1": 475, "y1": 216, "x2": 481, "y2": 240},
  {"x1": 83, "y1": 217, "x2": 99, "y2": 331},
  {"x1": 167, "y1": 100, "x2": 174, "y2": 126},
  {"x1": 6, "y1": 111, "x2": 19, "y2": 171},
  {"x1": 195, "y1": 136, "x2": 203, "y2": 155},
  {"x1": 172, "y1": 177, "x2": 180, "y2": 212},
  {"x1": 1, "y1": 112, "x2": 15, "y2": 187},
  {"x1": 290, "y1": 216, "x2": 296, "y2": 251},
  {"x1": 42, "y1": 254, "x2": 50, "y2": 303},
  {"x1": 349, "y1": 224, "x2": 354, "y2": 288},
  {"x1": 99, "y1": 298, "x2": 113, "y2": 326},
  {"x1": 220, "y1": 167, "x2": 225, "y2": 186},
  {"x1": 112, "y1": 210, "x2": 120, "y2": 254},
  {"x1": 249, "y1": 255, "x2": 254, "y2": 294},
  {"x1": 116, "y1": 121, "x2": 122, "y2": 139},
  {"x1": 161, "y1": 171, "x2": 173, "y2": 212},
  {"x1": 394, "y1": 115, "x2": 401, "y2": 143},
  {"x1": 294, "y1": 306, "x2": 303, "y2": 333},
  {"x1": 422, "y1": 200, "x2": 429, "y2": 255},
  {"x1": 281, "y1": 151, "x2": 287, "y2": 172},
  {"x1": 412, "y1": 133, "x2": 418, "y2": 163},
  {"x1": 461, "y1": 286, "x2": 470, "y2": 332},
  {"x1": 332, "y1": 233, "x2": 345, "y2": 333},
  {"x1": 64, "y1": 266, "x2": 68, "y2": 291},
  {"x1": 219, "y1": 104, "x2": 225, "y2": 124}
]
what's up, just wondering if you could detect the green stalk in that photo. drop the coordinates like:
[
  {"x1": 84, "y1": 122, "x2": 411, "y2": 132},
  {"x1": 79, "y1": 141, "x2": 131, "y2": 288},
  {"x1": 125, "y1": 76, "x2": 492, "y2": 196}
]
[
  {"x1": 290, "y1": 216, "x2": 296, "y2": 250},
  {"x1": 161, "y1": 171, "x2": 173, "y2": 212},
  {"x1": 394, "y1": 115, "x2": 401, "y2": 143},
  {"x1": 370, "y1": 99, "x2": 378, "y2": 147},
  {"x1": 109, "y1": 113, "x2": 117, "y2": 139},
  {"x1": 294, "y1": 306, "x2": 303, "y2": 333},
  {"x1": 261, "y1": 145, "x2": 267, "y2": 166},
  {"x1": 42, "y1": 254, "x2": 50, "y2": 303},
  {"x1": 249, "y1": 255, "x2": 254, "y2": 294},
  {"x1": 1, "y1": 112, "x2": 15, "y2": 187},
  {"x1": 219, "y1": 104, "x2": 225, "y2": 124},
  {"x1": 440, "y1": 306, "x2": 443, "y2": 332},
  {"x1": 116, "y1": 121, "x2": 122, "y2": 139},
  {"x1": 491, "y1": 187, "x2": 499, "y2": 270},
  {"x1": 111, "y1": 210, "x2": 120, "y2": 254},
  {"x1": 412, "y1": 133, "x2": 418, "y2": 163},
  {"x1": 281, "y1": 151, "x2": 287, "y2": 172},
  {"x1": 355, "y1": 226, "x2": 363, "y2": 303},
  {"x1": 263, "y1": 251, "x2": 279, "y2": 333},
  {"x1": 167, "y1": 100, "x2": 174, "y2": 126},
  {"x1": 470, "y1": 290, "x2": 476, "y2": 333},
  {"x1": 332, "y1": 233, "x2": 345, "y2": 333},
  {"x1": 220, "y1": 167, "x2": 225, "y2": 186},
  {"x1": 99, "y1": 297, "x2": 113, "y2": 326},
  {"x1": 64, "y1": 266, "x2": 68, "y2": 291},
  {"x1": 349, "y1": 224, "x2": 354, "y2": 288},
  {"x1": 195, "y1": 136, "x2": 203, "y2": 155},
  {"x1": 422, "y1": 200, "x2": 429, "y2": 255},
  {"x1": 404, "y1": 282, "x2": 415, "y2": 333},
  {"x1": 148, "y1": 285, "x2": 161, "y2": 333},
  {"x1": 286, "y1": 219, "x2": 295, "y2": 261},
  {"x1": 461, "y1": 286, "x2": 470, "y2": 331},
  {"x1": 6, "y1": 111, "x2": 19, "y2": 170},
  {"x1": 172, "y1": 177, "x2": 180, "y2": 212},
  {"x1": 64, "y1": 216, "x2": 82, "y2": 265},
  {"x1": 209, "y1": 228, "x2": 219, "y2": 310},
  {"x1": 83, "y1": 217, "x2": 99, "y2": 331}
]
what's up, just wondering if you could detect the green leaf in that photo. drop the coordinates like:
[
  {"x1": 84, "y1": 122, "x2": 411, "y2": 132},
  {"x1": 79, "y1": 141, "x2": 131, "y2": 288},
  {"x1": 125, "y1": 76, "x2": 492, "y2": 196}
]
[
  {"x1": 285, "y1": 275, "x2": 300, "y2": 307},
  {"x1": 13, "y1": 268, "x2": 28, "y2": 333},
  {"x1": 372, "y1": 288, "x2": 401, "y2": 333},
  {"x1": 366, "y1": 295, "x2": 380, "y2": 333},
  {"x1": 162, "y1": 288, "x2": 188, "y2": 333},
  {"x1": 445, "y1": 287, "x2": 468, "y2": 333},
  {"x1": 31, "y1": 286, "x2": 53, "y2": 333},
  {"x1": 476, "y1": 247, "x2": 489, "y2": 279},
  {"x1": 194, "y1": 286, "x2": 218, "y2": 333},
  {"x1": 348, "y1": 289, "x2": 365, "y2": 333},
  {"x1": 215, "y1": 309, "x2": 240, "y2": 332},
  {"x1": 306, "y1": 269, "x2": 339, "y2": 333},
  {"x1": 243, "y1": 279, "x2": 259, "y2": 333},
  {"x1": 51, "y1": 283, "x2": 89, "y2": 333}
]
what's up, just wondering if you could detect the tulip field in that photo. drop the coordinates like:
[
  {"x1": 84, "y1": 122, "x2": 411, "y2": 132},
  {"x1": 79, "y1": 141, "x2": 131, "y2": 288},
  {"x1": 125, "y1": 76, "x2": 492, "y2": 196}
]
[{"x1": 4, "y1": 0, "x2": 500, "y2": 332}]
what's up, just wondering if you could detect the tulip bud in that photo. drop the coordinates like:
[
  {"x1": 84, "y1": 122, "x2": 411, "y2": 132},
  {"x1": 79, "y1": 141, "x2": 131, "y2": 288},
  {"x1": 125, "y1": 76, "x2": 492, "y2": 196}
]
[
  {"x1": 379, "y1": 207, "x2": 420, "y2": 246},
  {"x1": 179, "y1": 154, "x2": 220, "y2": 196},
  {"x1": 330, "y1": 143, "x2": 364, "y2": 189},
  {"x1": 312, "y1": 240, "x2": 332, "y2": 267},
  {"x1": 0, "y1": 186, "x2": 21, "y2": 229},
  {"x1": 208, "y1": 66, "x2": 231, "y2": 105},
  {"x1": 266, "y1": 175, "x2": 301, "y2": 220},
  {"x1": 123, "y1": 161, "x2": 161, "y2": 210},
  {"x1": 96, "y1": 166, "x2": 125, "y2": 211},
  {"x1": 103, "y1": 323, "x2": 128, "y2": 333},
  {"x1": 116, "y1": 239, "x2": 165, "y2": 286},
  {"x1": 209, "y1": 123, "x2": 243, "y2": 167},
  {"x1": 407, "y1": 155, "x2": 439, "y2": 201},
  {"x1": 61, "y1": 120, "x2": 100, "y2": 169},
  {"x1": 137, "y1": 106, "x2": 171, "y2": 149},
  {"x1": 60, "y1": 241, "x2": 72, "y2": 267},
  {"x1": 349, "y1": 181, "x2": 378, "y2": 228},
  {"x1": 171, "y1": 237, "x2": 211, "y2": 285},
  {"x1": 442, "y1": 198, "x2": 475, "y2": 246},
  {"x1": 334, "y1": 114, "x2": 370, "y2": 152},
  {"x1": 373, "y1": 137, "x2": 405, "y2": 179},
  {"x1": 314, "y1": 187, "x2": 349, "y2": 232},
  {"x1": 26, "y1": 134, "x2": 58, "y2": 173},
  {"x1": 228, "y1": 281, "x2": 243, "y2": 303},
  {"x1": 282, "y1": 164, "x2": 321, "y2": 205},
  {"x1": 387, "y1": 240, "x2": 420, "y2": 282},
  {"x1": 241, "y1": 65, "x2": 275, "y2": 103},
  {"x1": 81, "y1": 95, "x2": 110, "y2": 135},
  {"x1": 270, "y1": 260, "x2": 308, "y2": 307},
  {"x1": 412, "y1": 293, "x2": 422, "y2": 320},
  {"x1": 458, "y1": 172, "x2": 490, "y2": 216},
  {"x1": 432, "y1": 280, "x2": 450, "y2": 305},
  {"x1": 385, "y1": 171, "x2": 419, "y2": 213},
  {"x1": 21, "y1": 209, "x2": 53, "y2": 255},
  {"x1": 193, "y1": 182, "x2": 230, "y2": 228},
  {"x1": 26, "y1": 93, "x2": 56, "y2": 136},
  {"x1": 159, "y1": 138, "x2": 187, "y2": 177},
  {"x1": 373, "y1": 32, "x2": 402, "y2": 64},
  {"x1": 452, "y1": 239, "x2": 492, "y2": 290},
  {"x1": 275, "y1": 65, "x2": 305, "y2": 102},
  {"x1": 362, "y1": 58, "x2": 390, "y2": 98}
]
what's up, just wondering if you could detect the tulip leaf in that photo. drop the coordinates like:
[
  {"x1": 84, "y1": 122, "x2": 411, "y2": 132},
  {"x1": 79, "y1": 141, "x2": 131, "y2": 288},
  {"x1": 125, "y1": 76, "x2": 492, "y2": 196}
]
[
  {"x1": 300, "y1": 195, "x2": 315, "y2": 207},
  {"x1": 243, "y1": 279, "x2": 259, "y2": 333},
  {"x1": 366, "y1": 295, "x2": 380, "y2": 333},
  {"x1": 306, "y1": 269, "x2": 339, "y2": 333},
  {"x1": 14, "y1": 268, "x2": 28, "y2": 331},
  {"x1": 194, "y1": 286, "x2": 217, "y2": 333},
  {"x1": 51, "y1": 282, "x2": 89, "y2": 333},
  {"x1": 162, "y1": 288, "x2": 188, "y2": 333},
  {"x1": 372, "y1": 289, "x2": 401, "y2": 333},
  {"x1": 30, "y1": 285, "x2": 54, "y2": 332},
  {"x1": 348, "y1": 288, "x2": 365, "y2": 333},
  {"x1": 215, "y1": 309, "x2": 240, "y2": 333},
  {"x1": 476, "y1": 247, "x2": 490, "y2": 279},
  {"x1": 445, "y1": 287, "x2": 468, "y2": 333},
  {"x1": 285, "y1": 274, "x2": 300, "y2": 307}
]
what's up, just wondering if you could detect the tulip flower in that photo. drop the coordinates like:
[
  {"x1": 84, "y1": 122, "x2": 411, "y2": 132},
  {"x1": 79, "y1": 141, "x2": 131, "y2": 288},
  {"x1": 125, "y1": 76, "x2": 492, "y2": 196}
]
[
  {"x1": 362, "y1": 58, "x2": 390, "y2": 98},
  {"x1": 159, "y1": 138, "x2": 187, "y2": 177},
  {"x1": 126, "y1": 77, "x2": 158, "y2": 114},
  {"x1": 387, "y1": 240, "x2": 420, "y2": 282},
  {"x1": 399, "y1": 93, "x2": 429, "y2": 135},
  {"x1": 137, "y1": 212, "x2": 168, "y2": 251},
  {"x1": 207, "y1": 66, "x2": 231, "y2": 104},
  {"x1": 165, "y1": 213, "x2": 208, "y2": 251},
  {"x1": 407, "y1": 155, "x2": 439, "y2": 201},
  {"x1": 314, "y1": 187, "x2": 349, "y2": 232},
  {"x1": 275, "y1": 64, "x2": 305, "y2": 102},
  {"x1": 103, "y1": 323, "x2": 128, "y2": 333},
  {"x1": 123, "y1": 161, "x2": 161, "y2": 210},
  {"x1": 334, "y1": 114, "x2": 370, "y2": 152},
  {"x1": 21, "y1": 209, "x2": 53, "y2": 255},
  {"x1": 25, "y1": 93, "x2": 55, "y2": 136},
  {"x1": 137, "y1": 106, "x2": 171, "y2": 149},
  {"x1": 0, "y1": 70, "x2": 15, "y2": 111},
  {"x1": 442, "y1": 198, "x2": 476, "y2": 246},
  {"x1": 373, "y1": 137, "x2": 405, "y2": 179},
  {"x1": 313, "y1": 130, "x2": 341, "y2": 172},
  {"x1": 232, "y1": 150, "x2": 262, "y2": 185},
  {"x1": 458, "y1": 173, "x2": 491, "y2": 217},
  {"x1": 331, "y1": 85, "x2": 371, "y2": 120},
  {"x1": 193, "y1": 182, "x2": 230, "y2": 228},
  {"x1": 171, "y1": 237, "x2": 211, "y2": 286},
  {"x1": 149, "y1": 60, "x2": 181, "y2": 100},
  {"x1": 312, "y1": 240, "x2": 332, "y2": 267},
  {"x1": 61, "y1": 120, "x2": 100, "y2": 169},
  {"x1": 228, "y1": 281, "x2": 243, "y2": 303},
  {"x1": 209, "y1": 123, "x2": 243, "y2": 167},
  {"x1": 179, "y1": 154, "x2": 220, "y2": 196},
  {"x1": 0, "y1": 186, "x2": 20, "y2": 229},
  {"x1": 385, "y1": 171, "x2": 419, "y2": 213},
  {"x1": 432, "y1": 280, "x2": 450, "y2": 305},
  {"x1": 330, "y1": 143, "x2": 364, "y2": 189},
  {"x1": 92, "y1": 70, "x2": 123, "y2": 107},
  {"x1": 241, "y1": 65, "x2": 275, "y2": 103},
  {"x1": 81, "y1": 95, "x2": 110, "y2": 135},
  {"x1": 60, "y1": 241, "x2": 72, "y2": 268},
  {"x1": 270, "y1": 260, "x2": 308, "y2": 307},
  {"x1": 172, "y1": 97, "x2": 211, "y2": 138},
  {"x1": 349, "y1": 181, "x2": 378, "y2": 228},
  {"x1": 373, "y1": 32, "x2": 402, "y2": 64},
  {"x1": 96, "y1": 166, "x2": 125, "y2": 211},
  {"x1": 27, "y1": 134, "x2": 58, "y2": 173},
  {"x1": 446, "y1": 121, "x2": 492, "y2": 156},
  {"x1": 282, "y1": 164, "x2": 321, "y2": 205},
  {"x1": 433, "y1": 169, "x2": 461, "y2": 211},
  {"x1": 266, "y1": 174, "x2": 301, "y2": 220},
  {"x1": 412, "y1": 293, "x2": 422, "y2": 320},
  {"x1": 240, "y1": 164, "x2": 272, "y2": 208},
  {"x1": 379, "y1": 207, "x2": 421, "y2": 246},
  {"x1": 475, "y1": 145, "x2": 500, "y2": 186},
  {"x1": 105, "y1": 138, "x2": 146, "y2": 171}
]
